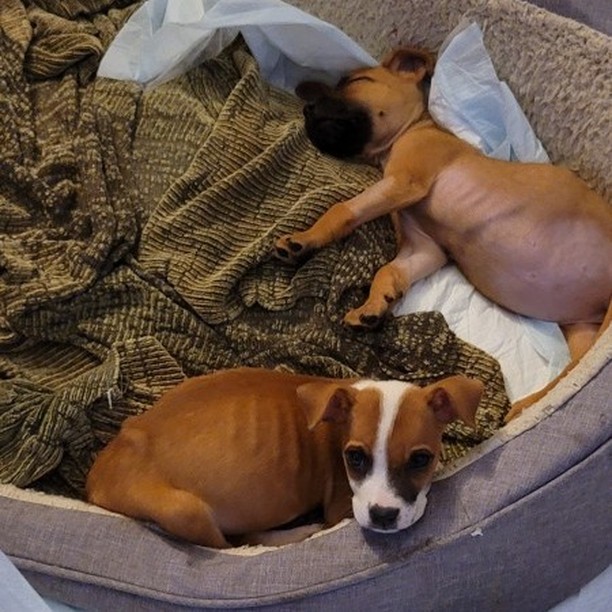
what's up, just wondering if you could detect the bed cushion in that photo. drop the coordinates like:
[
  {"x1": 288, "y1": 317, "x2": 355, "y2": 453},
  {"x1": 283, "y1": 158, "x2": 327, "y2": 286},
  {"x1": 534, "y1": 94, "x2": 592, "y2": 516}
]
[
  {"x1": 0, "y1": 0, "x2": 610, "y2": 610},
  {"x1": 1, "y1": 350, "x2": 610, "y2": 609}
]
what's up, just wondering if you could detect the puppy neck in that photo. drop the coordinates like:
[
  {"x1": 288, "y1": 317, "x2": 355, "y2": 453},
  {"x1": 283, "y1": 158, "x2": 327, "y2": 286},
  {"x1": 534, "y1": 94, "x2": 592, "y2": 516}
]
[{"x1": 362, "y1": 112, "x2": 434, "y2": 168}]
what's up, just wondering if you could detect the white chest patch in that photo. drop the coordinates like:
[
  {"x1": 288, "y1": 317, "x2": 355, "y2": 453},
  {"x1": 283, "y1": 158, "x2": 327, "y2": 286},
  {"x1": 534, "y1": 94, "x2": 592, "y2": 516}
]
[{"x1": 349, "y1": 379, "x2": 430, "y2": 532}]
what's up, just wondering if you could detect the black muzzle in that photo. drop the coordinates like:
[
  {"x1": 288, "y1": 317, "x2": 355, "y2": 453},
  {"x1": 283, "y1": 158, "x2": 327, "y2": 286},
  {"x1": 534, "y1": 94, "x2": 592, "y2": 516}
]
[{"x1": 302, "y1": 96, "x2": 372, "y2": 159}]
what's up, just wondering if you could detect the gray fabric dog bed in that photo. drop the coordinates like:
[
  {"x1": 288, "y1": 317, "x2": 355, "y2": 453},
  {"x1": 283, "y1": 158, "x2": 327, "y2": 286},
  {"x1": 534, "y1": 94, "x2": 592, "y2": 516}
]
[{"x1": 0, "y1": 0, "x2": 610, "y2": 610}]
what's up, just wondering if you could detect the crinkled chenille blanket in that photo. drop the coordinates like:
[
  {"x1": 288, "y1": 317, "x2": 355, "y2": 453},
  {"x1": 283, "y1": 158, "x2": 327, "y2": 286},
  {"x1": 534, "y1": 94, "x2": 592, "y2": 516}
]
[{"x1": 0, "y1": 0, "x2": 509, "y2": 498}]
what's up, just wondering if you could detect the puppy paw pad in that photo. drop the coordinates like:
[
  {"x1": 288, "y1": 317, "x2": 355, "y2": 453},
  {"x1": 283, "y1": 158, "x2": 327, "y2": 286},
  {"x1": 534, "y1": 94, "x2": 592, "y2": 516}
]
[
  {"x1": 274, "y1": 235, "x2": 307, "y2": 262},
  {"x1": 287, "y1": 240, "x2": 303, "y2": 253},
  {"x1": 275, "y1": 246, "x2": 290, "y2": 259},
  {"x1": 359, "y1": 314, "x2": 381, "y2": 327}
]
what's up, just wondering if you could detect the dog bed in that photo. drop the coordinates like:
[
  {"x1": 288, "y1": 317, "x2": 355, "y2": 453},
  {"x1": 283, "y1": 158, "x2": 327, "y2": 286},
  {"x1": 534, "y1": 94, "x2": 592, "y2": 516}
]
[{"x1": 0, "y1": 0, "x2": 610, "y2": 610}]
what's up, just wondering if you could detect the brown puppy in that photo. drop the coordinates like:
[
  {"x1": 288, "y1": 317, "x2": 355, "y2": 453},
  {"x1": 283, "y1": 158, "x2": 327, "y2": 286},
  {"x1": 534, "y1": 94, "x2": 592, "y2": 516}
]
[
  {"x1": 274, "y1": 47, "x2": 612, "y2": 417},
  {"x1": 86, "y1": 367, "x2": 482, "y2": 548}
]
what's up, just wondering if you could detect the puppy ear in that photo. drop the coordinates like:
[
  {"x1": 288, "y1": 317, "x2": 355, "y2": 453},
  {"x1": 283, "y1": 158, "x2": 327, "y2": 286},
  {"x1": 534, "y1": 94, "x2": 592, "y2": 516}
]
[
  {"x1": 297, "y1": 382, "x2": 356, "y2": 430},
  {"x1": 426, "y1": 376, "x2": 484, "y2": 428},
  {"x1": 382, "y1": 47, "x2": 435, "y2": 82},
  {"x1": 295, "y1": 81, "x2": 333, "y2": 102}
]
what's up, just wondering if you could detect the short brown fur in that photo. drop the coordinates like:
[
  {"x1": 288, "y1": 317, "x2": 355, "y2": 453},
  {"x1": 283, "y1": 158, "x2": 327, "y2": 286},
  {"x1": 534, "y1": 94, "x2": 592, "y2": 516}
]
[{"x1": 87, "y1": 369, "x2": 483, "y2": 546}]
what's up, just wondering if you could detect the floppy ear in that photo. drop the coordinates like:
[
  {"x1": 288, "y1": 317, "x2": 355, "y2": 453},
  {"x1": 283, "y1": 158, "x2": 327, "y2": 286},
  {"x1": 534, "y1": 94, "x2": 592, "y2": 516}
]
[
  {"x1": 426, "y1": 376, "x2": 484, "y2": 428},
  {"x1": 382, "y1": 46, "x2": 436, "y2": 82},
  {"x1": 297, "y1": 382, "x2": 356, "y2": 430}
]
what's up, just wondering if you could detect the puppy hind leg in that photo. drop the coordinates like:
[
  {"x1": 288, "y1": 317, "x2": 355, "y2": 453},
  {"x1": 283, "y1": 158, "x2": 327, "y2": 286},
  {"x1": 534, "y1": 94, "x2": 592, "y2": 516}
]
[
  {"x1": 106, "y1": 477, "x2": 231, "y2": 549},
  {"x1": 150, "y1": 487, "x2": 231, "y2": 549},
  {"x1": 561, "y1": 322, "x2": 599, "y2": 361},
  {"x1": 505, "y1": 304, "x2": 610, "y2": 422}
]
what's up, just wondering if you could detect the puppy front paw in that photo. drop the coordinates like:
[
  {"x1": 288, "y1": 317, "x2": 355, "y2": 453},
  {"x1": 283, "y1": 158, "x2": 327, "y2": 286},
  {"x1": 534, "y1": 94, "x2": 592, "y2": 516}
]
[
  {"x1": 343, "y1": 304, "x2": 388, "y2": 330},
  {"x1": 274, "y1": 234, "x2": 309, "y2": 262}
]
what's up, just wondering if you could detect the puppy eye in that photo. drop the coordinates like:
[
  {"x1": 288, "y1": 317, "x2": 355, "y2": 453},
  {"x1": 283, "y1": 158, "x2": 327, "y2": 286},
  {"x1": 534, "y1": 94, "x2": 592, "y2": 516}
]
[
  {"x1": 344, "y1": 447, "x2": 371, "y2": 473},
  {"x1": 406, "y1": 450, "x2": 433, "y2": 470}
]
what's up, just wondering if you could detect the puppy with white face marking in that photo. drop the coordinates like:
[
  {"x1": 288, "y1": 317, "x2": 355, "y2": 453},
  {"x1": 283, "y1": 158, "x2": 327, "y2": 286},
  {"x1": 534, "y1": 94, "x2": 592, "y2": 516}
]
[
  {"x1": 350, "y1": 381, "x2": 435, "y2": 531},
  {"x1": 300, "y1": 376, "x2": 483, "y2": 533},
  {"x1": 87, "y1": 368, "x2": 482, "y2": 547},
  {"x1": 275, "y1": 46, "x2": 612, "y2": 418}
]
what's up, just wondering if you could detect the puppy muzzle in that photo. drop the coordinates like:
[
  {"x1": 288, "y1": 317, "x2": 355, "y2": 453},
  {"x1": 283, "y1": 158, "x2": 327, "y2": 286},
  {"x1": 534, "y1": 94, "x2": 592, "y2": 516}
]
[
  {"x1": 352, "y1": 485, "x2": 431, "y2": 533},
  {"x1": 302, "y1": 97, "x2": 372, "y2": 159}
]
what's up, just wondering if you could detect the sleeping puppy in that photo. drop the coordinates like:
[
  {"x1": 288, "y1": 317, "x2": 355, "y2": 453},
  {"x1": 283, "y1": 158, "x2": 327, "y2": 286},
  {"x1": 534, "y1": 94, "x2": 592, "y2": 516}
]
[{"x1": 274, "y1": 47, "x2": 612, "y2": 417}]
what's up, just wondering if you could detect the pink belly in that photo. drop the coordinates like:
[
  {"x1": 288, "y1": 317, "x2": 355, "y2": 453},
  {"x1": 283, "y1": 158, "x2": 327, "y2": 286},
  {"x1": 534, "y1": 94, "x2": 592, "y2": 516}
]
[
  {"x1": 414, "y1": 160, "x2": 612, "y2": 324},
  {"x1": 461, "y1": 260, "x2": 609, "y2": 323}
]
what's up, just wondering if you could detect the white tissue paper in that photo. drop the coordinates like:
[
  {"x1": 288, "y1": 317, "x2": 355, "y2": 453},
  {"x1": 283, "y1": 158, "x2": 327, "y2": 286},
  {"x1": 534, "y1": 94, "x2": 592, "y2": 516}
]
[
  {"x1": 429, "y1": 21, "x2": 550, "y2": 162},
  {"x1": 97, "y1": 0, "x2": 377, "y2": 90},
  {"x1": 100, "y1": 2, "x2": 547, "y2": 163}
]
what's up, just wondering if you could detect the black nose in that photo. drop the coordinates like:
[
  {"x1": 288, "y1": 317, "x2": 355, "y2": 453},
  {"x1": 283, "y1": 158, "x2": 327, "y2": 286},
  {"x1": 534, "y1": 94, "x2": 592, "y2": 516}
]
[{"x1": 369, "y1": 505, "x2": 400, "y2": 530}]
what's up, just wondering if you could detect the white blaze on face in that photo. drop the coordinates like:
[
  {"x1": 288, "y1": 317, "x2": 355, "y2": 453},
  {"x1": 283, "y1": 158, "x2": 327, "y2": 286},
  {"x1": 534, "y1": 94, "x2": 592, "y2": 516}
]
[{"x1": 350, "y1": 380, "x2": 430, "y2": 532}]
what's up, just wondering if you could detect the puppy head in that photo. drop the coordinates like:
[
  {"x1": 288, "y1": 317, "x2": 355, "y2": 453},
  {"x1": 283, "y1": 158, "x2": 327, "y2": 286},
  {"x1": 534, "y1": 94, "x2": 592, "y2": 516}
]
[
  {"x1": 299, "y1": 375, "x2": 482, "y2": 533},
  {"x1": 296, "y1": 46, "x2": 435, "y2": 161}
]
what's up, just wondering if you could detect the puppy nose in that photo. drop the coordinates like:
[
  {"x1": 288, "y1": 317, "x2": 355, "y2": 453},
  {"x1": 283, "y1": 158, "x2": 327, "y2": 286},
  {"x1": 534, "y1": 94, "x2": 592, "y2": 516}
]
[{"x1": 369, "y1": 504, "x2": 400, "y2": 530}]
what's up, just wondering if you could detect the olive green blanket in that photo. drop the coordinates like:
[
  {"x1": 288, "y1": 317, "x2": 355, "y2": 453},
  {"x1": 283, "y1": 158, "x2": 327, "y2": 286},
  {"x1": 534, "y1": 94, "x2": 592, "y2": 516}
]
[{"x1": 0, "y1": 0, "x2": 509, "y2": 498}]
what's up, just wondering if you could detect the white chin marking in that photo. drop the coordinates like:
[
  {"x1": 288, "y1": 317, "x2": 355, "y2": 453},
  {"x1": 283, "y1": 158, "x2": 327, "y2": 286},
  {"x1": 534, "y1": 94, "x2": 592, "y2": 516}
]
[
  {"x1": 353, "y1": 486, "x2": 430, "y2": 532},
  {"x1": 398, "y1": 486, "x2": 429, "y2": 529}
]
